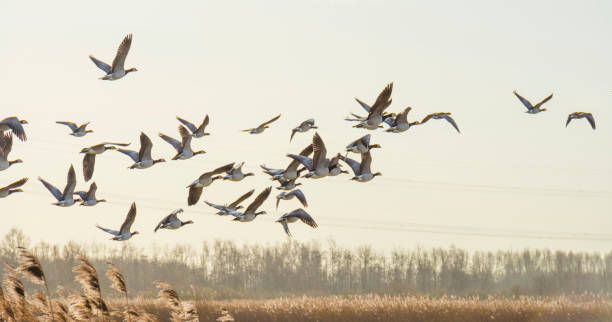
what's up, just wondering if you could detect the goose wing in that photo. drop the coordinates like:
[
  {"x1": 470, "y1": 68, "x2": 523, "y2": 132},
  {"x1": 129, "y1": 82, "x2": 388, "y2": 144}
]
[
  {"x1": 398, "y1": 107, "x2": 411, "y2": 124},
  {"x1": 100, "y1": 142, "x2": 131, "y2": 147},
  {"x1": 188, "y1": 186, "x2": 204, "y2": 206},
  {"x1": 3, "y1": 178, "x2": 28, "y2": 190},
  {"x1": 312, "y1": 132, "x2": 327, "y2": 169},
  {"x1": 73, "y1": 191, "x2": 87, "y2": 200},
  {"x1": 89, "y1": 56, "x2": 112, "y2": 74},
  {"x1": 83, "y1": 154, "x2": 96, "y2": 181},
  {"x1": 245, "y1": 187, "x2": 271, "y2": 214},
  {"x1": 286, "y1": 144, "x2": 314, "y2": 171},
  {"x1": 0, "y1": 117, "x2": 27, "y2": 141},
  {"x1": 198, "y1": 115, "x2": 210, "y2": 131},
  {"x1": 204, "y1": 201, "x2": 225, "y2": 211},
  {"x1": 154, "y1": 214, "x2": 172, "y2": 232},
  {"x1": 585, "y1": 113, "x2": 596, "y2": 129},
  {"x1": 368, "y1": 82, "x2": 393, "y2": 117},
  {"x1": 138, "y1": 132, "x2": 153, "y2": 161},
  {"x1": 76, "y1": 122, "x2": 90, "y2": 132},
  {"x1": 229, "y1": 189, "x2": 255, "y2": 208},
  {"x1": 288, "y1": 189, "x2": 308, "y2": 207},
  {"x1": 62, "y1": 165, "x2": 77, "y2": 198},
  {"x1": 565, "y1": 114, "x2": 574, "y2": 127},
  {"x1": 287, "y1": 154, "x2": 314, "y2": 171},
  {"x1": 159, "y1": 133, "x2": 182, "y2": 152},
  {"x1": 56, "y1": 121, "x2": 78, "y2": 131},
  {"x1": 289, "y1": 209, "x2": 318, "y2": 228},
  {"x1": 203, "y1": 163, "x2": 235, "y2": 178},
  {"x1": 354, "y1": 97, "x2": 371, "y2": 112},
  {"x1": 84, "y1": 182, "x2": 97, "y2": 201},
  {"x1": 111, "y1": 34, "x2": 132, "y2": 73},
  {"x1": 0, "y1": 134, "x2": 12, "y2": 160},
  {"x1": 119, "y1": 202, "x2": 137, "y2": 235},
  {"x1": 179, "y1": 125, "x2": 192, "y2": 149},
  {"x1": 116, "y1": 149, "x2": 139, "y2": 162},
  {"x1": 533, "y1": 93, "x2": 553, "y2": 108},
  {"x1": 420, "y1": 114, "x2": 434, "y2": 124},
  {"x1": 176, "y1": 116, "x2": 197, "y2": 133},
  {"x1": 340, "y1": 155, "x2": 361, "y2": 176},
  {"x1": 442, "y1": 114, "x2": 460, "y2": 133},
  {"x1": 513, "y1": 90, "x2": 533, "y2": 109},
  {"x1": 258, "y1": 114, "x2": 281, "y2": 128},
  {"x1": 96, "y1": 225, "x2": 120, "y2": 236},
  {"x1": 279, "y1": 220, "x2": 292, "y2": 237},
  {"x1": 359, "y1": 151, "x2": 373, "y2": 175},
  {"x1": 38, "y1": 177, "x2": 63, "y2": 201}
]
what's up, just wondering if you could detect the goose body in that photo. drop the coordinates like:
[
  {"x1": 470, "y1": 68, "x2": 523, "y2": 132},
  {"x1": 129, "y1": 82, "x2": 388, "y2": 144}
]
[
  {"x1": 90, "y1": 34, "x2": 137, "y2": 80},
  {"x1": 276, "y1": 209, "x2": 318, "y2": 237},
  {"x1": 205, "y1": 189, "x2": 255, "y2": 216},
  {"x1": 566, "y1": 112, "x2": 596, "y2": 130},
  {"x1": 56, "y1": 121, "x2": 93, "y2": 137},
  {"x1": 74, "y1": 182, "x2": 106, "y2": 206},
  {"x1": 0, "y1": 117, "x2": 28, "y2": 142},
  {"x1": 96, "y1": 202, "x2": 139, "y2": 241},
  {"x1": 159, "y1": 125, "x2": 205, "y2": 160},
  {"x1": 222, "y1": 162, "x2": 254, "y2": 181},
  {"x1": 81, "y1": 142, "x2": 130, "y2": 181},
  {"x1": 187, "y1": 163, "x2": 235, "y2": 205},
  {"x1": 275, "y1": 189, "x2": 308, "y2": 209},
  {"x1": 384, "y1": 107, "x2": 420, "y2": 133},
  {"x1": 340, "y1": 151, "x2": 381, "y2": 183},
  {"x1": 0, "y1": 135, "x2": 22, "y2": 171},
  {"x1": 177, "y1": 115, "x2": 210, "y2": 138},
  {"x1": 352, "y1": 83, "x2": 393, "y2": 130},
  {"x1": 117, "y1": 132, "x2": 165, "y2": 169},
  {"x1": 228, "y1": 187, "x2": 271, "y2": 222},
  {"x1": 261, "y1": 144, "x2": 313, "y2": 181},
  {"x1": 513, "y1": 90, "x2": 553, "y2": 114},
  {"x1": 38, "y1": 164, "x2": 77, "y2": 206},
  {"x1": 243, "y1": 114, "x2": 281, "y2": 134},
  {"x1": 328, "y1": 153, "x2": 348, "y2": 176},
  {"x1": 346, "y1": 134, "x2": 381, "y2": 154},
  {"x1": 420, "y1": 112, "x2": 460, "y2": 133},
  {"x1": 287, "y1": 132, "x2": 329, "y2": 179},
  {"x1": 0, "y1": 178, "x2": 27, "y2": 199},
  {"x1": 276, "y1": 178, "x2": 302, "y2": 191},
  {"x1": 290, "y1": 119, "x2": 317, "y2": 142},
  {"x1": 154, "y1": 209, "x2": 193, "y2": 232}
]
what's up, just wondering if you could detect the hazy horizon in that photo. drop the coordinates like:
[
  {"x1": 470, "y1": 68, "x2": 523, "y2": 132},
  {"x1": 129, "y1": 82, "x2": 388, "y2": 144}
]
[{"x1": 1, "y1": 0, "x2": 611, "y2": 253}]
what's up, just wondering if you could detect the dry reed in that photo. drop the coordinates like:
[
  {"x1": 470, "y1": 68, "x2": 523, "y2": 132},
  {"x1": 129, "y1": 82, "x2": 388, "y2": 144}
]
[{"x1": 72, "y1": 256, "x2": 109, "y2": 319}]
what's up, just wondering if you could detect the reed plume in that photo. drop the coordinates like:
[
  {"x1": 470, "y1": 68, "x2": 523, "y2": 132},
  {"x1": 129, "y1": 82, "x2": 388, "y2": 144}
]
[
  {"x1": 105, "y1": 261, "x2": 130, "y2": 321},
  {"x1": 3, "y1": 262, "x2": 28, "y2": 321},
  {"x1": 0, "y1": 286, "x2": 15, "y2": 322},
  {"x1": 68, "y1": 292, "x2": 93, "y2": 321},
  {"x1": 155, "y1": 280, "x2": 199, "y2": 322},
  {"x1": 72, "y1": 256, "x2": 109, "y2": 319},
  {"x1": 16, "y1": 247, "x2": 53, "y2": 317}
]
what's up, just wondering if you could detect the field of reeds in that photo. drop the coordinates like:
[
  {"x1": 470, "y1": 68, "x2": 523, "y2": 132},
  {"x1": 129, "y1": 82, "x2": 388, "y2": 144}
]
[{"x1": 2, "y1": 246, "x2": 612, "y2": 321}]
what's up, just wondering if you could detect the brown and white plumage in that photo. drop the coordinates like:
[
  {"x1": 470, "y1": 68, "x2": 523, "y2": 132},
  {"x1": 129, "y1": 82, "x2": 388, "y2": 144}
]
[
  {"x1": 0, "y1": 134, "x2": 23, "y2": 171},
  {"x1": 0, "y1": 178, "x2": 28, "y2": 198},
  {"x1": 261, "y1": 144, "x2": 313, "y2": 181},
  {"x1": 290, "y1": 119, "x2": 317, "y2": 142},
  {"x1": 566, "y1": 112, "x2": 596, "y2": 130},
  {"x1": 222, "y1": 162, "x2": 254, "y2": 181},
  {"x1": 154, "y1": 209, "x2": 193, "y2": 232},
  {"x1": 38, "y1": 164, "x2": 77, "y2": 206},
  {"x1": 229, "y1": 187, "x2": 272, "y2": 222},
  {"x1": 352, "y1": 83, "x2": 394, "y2": 130},
  {"x1": 513, "y1": 90, "x2": 553, "y2": 114},
  {"x1": 276, "y1": 208, "x2": 318, "y2": 238},
  {"x1": 74, "y1": 182, "x2": 106, "y2": 206},
  {"x1": 345, "y1": 134, "x2": 381, "y2": 154},
  {"x1": 420, "y1": 112, "x2": 460, "y2": 133},
  {"x1": 116, "y1": 132, "x2": 165, "y2": 169},
  {"x1": 384, "y1": 107, "x2": 420, "y2": 133},
  {"x1": 56, "y1": 121, "x2": 93, "y2": 137},
  {"x1": 205, "y1": 189, "x2": 255, "y2": 216},
  {"x1": 340, "y1": 151, "x2": 381, "y2": 182},
  {"x1": 177, "y1": 115, "x2": 210, "y2": 138},
  {"x1": 287, "y1": 132, "x2": 329, "y2": 178},
  {"x1": 0, "y1": 117, "x2": 28, "y2": 142},
  {"x1": 275, "y1": 189, "x2": 308, "y2": 209},
  {"x1": 90, "y1": 34, "x2": 138, "y2": 80},
  {"x1": 243, "y1": 114, "x2": 281, "y2": 134},
  {"x1": 81, "y1": 142, "x2": 130, "y2": 181},
  {"x1": 187, "y1": 163, "x2": 235, "y2": 206},
  {"x1": 159, "y1": 125, "x2": 205, "y2": 160},
  {"x1": 96, "y1": 202, "x2": 139, "y2": 241}
]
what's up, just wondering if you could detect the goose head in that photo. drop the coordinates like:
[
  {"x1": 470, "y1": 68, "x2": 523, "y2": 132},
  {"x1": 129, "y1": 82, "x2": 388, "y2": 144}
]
[
  {"x1": 182, "y1": 220, "x2": 194, "y2": 226},
  {"x1": 98, "y1": 199, "x2": 107, "y2": 203},
  {"x1": 9, "y1": 159, "x2": 23, "y2": 165},
  {"x1": 341, "y1": 170, "x2": 349, "y2": 174},
  {"x1": 153, "y1": 158, "x2": 166, "y2": 164},
  {"x1": 194, "y1": 150, "x2": 206, "y2": 155},
  {"x1": 373, "y1": 172, "x2": 382, "y2": 177},
  {"x1": 369, "y1": 144, "x2": 382, "y2": 149},
  {"x1": 19, "y1": 120, "x2": 28, "y2": 124},
  {"x1": 540, "y1": 108, "x2": 547, "y2": 112},
  {"x1": 255, "y1": 211, "x2": 267, "y2": 216},
  {"x1": 131, "y1": 231, "x2": 140, "y2": 236},
  {"x1": 244, "y1": 173, "x2": 255, "y2": 177},
  {"x1": 9, "y1": 189, "x2": 23, "y2": 194},
  {"x1": 126, "y1": 68, "x2": 138, "y2": 74}
]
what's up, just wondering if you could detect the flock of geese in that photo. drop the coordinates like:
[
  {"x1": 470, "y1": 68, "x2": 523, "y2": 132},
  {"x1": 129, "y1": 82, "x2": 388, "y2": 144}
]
[{"x1": 0, "y1": 34, "x2": 599, "y2": 240}]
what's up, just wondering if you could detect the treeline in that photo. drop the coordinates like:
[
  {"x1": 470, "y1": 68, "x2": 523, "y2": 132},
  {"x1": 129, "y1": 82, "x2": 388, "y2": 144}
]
[{"x1": 1, "y1": 228, "x2": 611, "y2": 299}]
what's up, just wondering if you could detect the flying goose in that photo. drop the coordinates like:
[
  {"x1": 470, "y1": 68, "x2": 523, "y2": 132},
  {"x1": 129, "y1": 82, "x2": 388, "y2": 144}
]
[
  {"x1": 290, "y1": 119, "x2": 317, "y2": 142},
  {"x1": 0, "y1": 178, "x2": 28, "y2": 199},
  {"x1": 276, "y1": 177, "x2": 302, "y2": 191},
  {"x1": 566, "y1": 112, "x2": 596, "y2": 130},
  {"x1": 204, "y1": 189, "x2": 255, "y2": 216},
  {"x1": 116, "y1": 132, "x2": 166, "y2": 169},
  {"x1": 352, "y1": 82, "x2": 393, "y2": 130},
  {"x1": 275, "y1": 189, "x2": 308, "y2": 209},
  {"x1": 177, "y1": 115, "x2": 210, "y2": 138},
  {"x1": 154, "y1": 209, "x2": 194, "y2": 232},
  {"x1": 81, "y1": 142, "x2": 130, "y2": 181},
  {"x1": 340, "y1": 151, "x2": 381, "y2": 182},
  {"x1": 222, "y1": 162, "x2": 254, "y2": 181},
  {"x1": 276, "y1": 209, "x2": 318, "y2": 238},
  {"x1": 187, "y1": 163, "x2": 235, "y2": 206},
  {"x1": 420, "y1": 112, "x2": 460, "y2": 133},
  {"x1": 228, "y1": 187, "x2": 272, "y2": 222},
  {"x1": 56, "y1": 121, "x2": 93, "y2": 137},
  {"x1": 0, "y1": 117, "x2": 28, "y2": 142},
  {"x1": 328, "y1": 153, "x2": 349, "y2": 176},
  {"x1": 287, "y1": 132, "x2": 329, "y2": 179},
  {"x1": 74, "y1": 182, "x2": 106, "y2": 206},
  {"x1": 242, "y1": 114, "x2": 281, "y2": 134},
  {"x1": 89, "y1": 34, "x2": 138, "y2": 80},
  {"x1": 0, "y1": 135, "x2": 22, "y2": 171},
  {"x1": 261, "y1": 144, "x2": 313, "y2": 181},
  {"x1": 96, "y1": 202, "x2": 139, "y2": 241},
  {"x1": 345, "y1": 134, "x2": 381, "y2": 154},
  {"x1": 384, "y1": 107, "x2": 420, "y2": 133},
  {"x1": 513, "y1": 90, "x2": 553, "y2": 114},
  {"x1": 159, "y1": 125, "x2": 205, "y2": 160},
  {"x1": 38, "y1": 164, "x2": 77, "y2": 206}
]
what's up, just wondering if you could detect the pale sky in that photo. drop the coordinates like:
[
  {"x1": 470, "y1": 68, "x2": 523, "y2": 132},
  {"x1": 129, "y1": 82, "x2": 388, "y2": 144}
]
[{"x1": 1, "y1": 0, "x2": 611, "y2": 253}]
